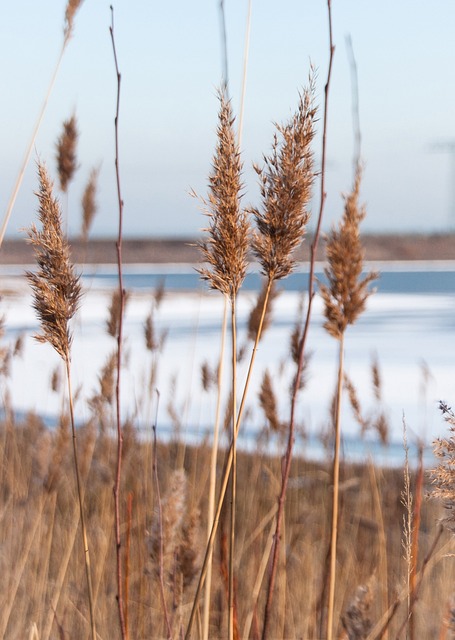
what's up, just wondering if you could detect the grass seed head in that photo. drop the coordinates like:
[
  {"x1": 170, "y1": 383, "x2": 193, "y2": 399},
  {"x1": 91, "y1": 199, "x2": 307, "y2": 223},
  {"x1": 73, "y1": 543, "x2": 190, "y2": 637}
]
[
  {"x1": 81, "y1": 166, "x2": 100, "y2": 242},
  {"x1": 198, "y1": 89, "x2": 249, "y2": 300},
  {"x1": 320, "y1": 168, "x2": 378, "y2": 339},
  {"x1": 26, "y1": 162, "x2": 82, "y2": 361},
  {"x1": 56, "y1": 114, "x2": 79, "y2": 193},
  {"x1": 251, "y1": 77, "x2": 316, "y2": 281}
]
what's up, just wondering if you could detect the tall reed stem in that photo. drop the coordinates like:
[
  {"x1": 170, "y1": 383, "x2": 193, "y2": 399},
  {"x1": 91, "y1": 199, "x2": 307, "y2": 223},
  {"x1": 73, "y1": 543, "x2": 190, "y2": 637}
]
[
  {"x1": 261, "y1": 5, "x2": 334, "y2": 637},
  {"x1": 0, "y1": 1, "x2": 82, "y2": 247},
  {"x1": 65, "y1": 359, "x2": 97, "y2": 640},
  {"x1": 185, "y1": 279, "x2": 273, "y2": 639},
  {"x1": 327, "y1": 332, "x2": 345, "y2": 640},
  {"x1": 109, "y1": 8, "x2": 127, "y2": 639},
  {"x1": 202, "y1": 299, "x2": 227, "y2": 640},
  {"x1": 228, "y1": 297, "x2": 238, "y2": 640}
]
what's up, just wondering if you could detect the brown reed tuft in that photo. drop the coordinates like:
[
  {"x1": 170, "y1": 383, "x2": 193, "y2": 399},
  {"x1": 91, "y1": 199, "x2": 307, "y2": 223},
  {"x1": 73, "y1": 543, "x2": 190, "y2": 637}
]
[
  {"x1": 320, "y1": 168, "x2": 378, "y2": 339},
  {"x1": 250, "y1": 78, "x2": 316, "y2": 282},
  {"x1": 247, "y1": 280, "x2": 279, "y2": 342},
  {"x1": 341, "y1": 575, "x2": 376, "y2": 639},
  {"x1": 81, "y1": 167, "x2": 100, "y2": 242},
  {"x1": 431, "y1": 401, "x2": 455, "y2": 530},
  {"x1": 197, "y1": 89, "x2": 249, "y2": 300},
  {"x1": 64, "y1": 0, "x2": 83, "y2": 42},
  {"x1": 56, "y1": 114, "x2": 79, "y2": 194},
  {"x1": 259, "y1": 369, "x2": 283, "y2": 433},
  {"x1": 344, "y1": 373, "x2": 369, "y2": 435},
  {"x1": 107, "y1": 288, "x2": 129, "y2": 338},
  {"x1": 26, "y1": 162, "x2": 82, "y2": 361}
]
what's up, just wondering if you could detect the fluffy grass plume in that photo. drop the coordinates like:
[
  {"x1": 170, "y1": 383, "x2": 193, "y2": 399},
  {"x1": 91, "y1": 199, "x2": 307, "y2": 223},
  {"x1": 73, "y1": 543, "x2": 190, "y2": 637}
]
[
  {"x1": 26, "y1": 162, "x2": 82, "y2": 361},
  {"x1": 81, "y1": 166, "x2": 100, "y2": 241},
  {"x1": 197, "y1": 89, "x2": 249, "y2": 300},
  {"x1": 56, "y1": 114, "x2": 79, "y2": 193},
  {"x1": 251, "y1": 77, "x2": 316, "y2": 282},
  {"x1": 432, "y1": 401, "x2": 455, "y2": 530},
  {"x1": 320, "y1": 167, "x2": 378, "y2": 339},
  {"x1": 64, "y1": 0, "x2": 84, "y2": 42}
]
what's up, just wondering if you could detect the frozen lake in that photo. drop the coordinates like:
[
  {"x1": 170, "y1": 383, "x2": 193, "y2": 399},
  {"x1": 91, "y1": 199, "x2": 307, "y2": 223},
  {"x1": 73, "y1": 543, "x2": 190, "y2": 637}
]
[{"x1": 2, "y1": 261, "x2": 454, "y2": 466}]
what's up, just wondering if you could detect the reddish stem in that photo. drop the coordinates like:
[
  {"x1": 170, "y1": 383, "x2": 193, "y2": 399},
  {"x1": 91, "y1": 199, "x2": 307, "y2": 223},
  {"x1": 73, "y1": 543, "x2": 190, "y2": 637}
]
[
  {"x1": 109, "y1": 7, "x2": 127, "y2": 639},
  {"x1": 261, "y1": 3, "x2": 335, "y2": 638}
]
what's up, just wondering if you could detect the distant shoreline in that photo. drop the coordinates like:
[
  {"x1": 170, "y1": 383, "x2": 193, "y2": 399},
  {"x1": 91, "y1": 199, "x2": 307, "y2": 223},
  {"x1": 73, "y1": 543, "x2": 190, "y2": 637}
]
[{"x1": 1, "y1": 233, "x2": 455, "y2": 265}]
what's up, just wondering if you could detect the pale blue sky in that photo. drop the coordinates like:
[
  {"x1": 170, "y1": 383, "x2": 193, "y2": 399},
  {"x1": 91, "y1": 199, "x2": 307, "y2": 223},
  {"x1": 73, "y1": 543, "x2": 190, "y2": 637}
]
[{"x1": 1, "y1": 1, "x2": 455, "y2": 238}]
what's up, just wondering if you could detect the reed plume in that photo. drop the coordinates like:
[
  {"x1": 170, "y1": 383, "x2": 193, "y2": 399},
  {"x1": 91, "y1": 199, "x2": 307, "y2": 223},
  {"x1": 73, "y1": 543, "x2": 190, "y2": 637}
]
[
  {"x1": 432, "y1": 401, "x2": 455, "y2": 530},
  {"x1": 56, "y1": 114, "x2": 79, "y2": 193},
  {"x1": 251, "y1": 77, "x2": 316, "y2": 282},
  {"x1": 81, "y1": 167, "x2": 100, "y2": 242},
  {"x1": 198, "y1": 90, "x2": 249, "y2": 300},
  {"x1": 26, "y1": 163, "x2": 81, "y2": 360},
  {"x1": 319, "y1": 168, "x2": 378, "y2": 340},
  {"x1": 26, "y1": 161, "x2": 96, "y2": 640},
  {"x1": 321, "y1": 166, "x2": 377, "y2": 640},
  {"x1": 64, "y1": 0, "x2": 84, "y2": 42}
]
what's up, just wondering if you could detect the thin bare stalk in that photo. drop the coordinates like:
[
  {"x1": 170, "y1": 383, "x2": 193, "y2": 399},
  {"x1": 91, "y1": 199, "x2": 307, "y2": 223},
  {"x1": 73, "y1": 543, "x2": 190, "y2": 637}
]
[
  {"x1": 66, "y1": 361, "x2": 97, "y2": 640},
  {"x1": 260, "y1": 4, "x2": 334, "y2": 637},
  {"x1": 185, "y1": 279, "x2": 273, "y2": 639},
  {"x1": 202, "y1": 299, "x2": 227, "y2": 640},
  {"x1": 409, "y1": 445, "x2": 424, "y2": 640},
  {"x1": 327, "y1": 333, "x2": 345, "y2": 640},
  {"x1": 0, "y1": 1, "x2": 83, "y2": 247},
  {"x1": 228, "y1": 297, "x2": 238, "y2": 640},
  {"x1": 153, "y1": 411, "x2": 173, "y2": 638},
  {"x1": 109, "y1": 8, "x2": 127, "y2": 639},
  {"x1": 237, "y1": 0, "x2": 252, "y2": 149}
]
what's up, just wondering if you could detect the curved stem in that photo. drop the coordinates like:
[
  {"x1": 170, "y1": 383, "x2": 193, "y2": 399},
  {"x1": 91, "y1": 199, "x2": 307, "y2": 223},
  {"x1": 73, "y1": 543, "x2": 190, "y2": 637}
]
[
  {"x1": 185, "y1": 278, "x2": 273, "y2": 639},
  {"x1": 110, "y1": 8, "x2": 127, "y2": 639},
  {"x1": 327, "y1": 332, "x2": 345, "y2": 640},
  {"x1": 66, "y1": 357, "x2": 97, "y2": 640},
  {"x1": 228, "y1": 296, "x2": 238, "y2": 640},
  {"x1": 261, "y1": 4, "x2": 335, "y2": 637},
  {"x1": 0, "y1": 42, "x2": 67, "y2": 247},
  {"x1": 202, "y1": 298, "x2": 228, "y2": 640}
]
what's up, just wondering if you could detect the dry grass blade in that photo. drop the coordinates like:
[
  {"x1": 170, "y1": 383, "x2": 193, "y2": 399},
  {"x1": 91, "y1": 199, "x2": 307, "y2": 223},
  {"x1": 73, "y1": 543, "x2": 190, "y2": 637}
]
[
  {"x1": 251, "y1": 76, "x2": 316, "y2": 282},
  {"x1": 197, "y1": 89, "x2": 249, "y2": 300},
  {"x1": 56, "y1": 114, "x2": 78, "y2": 193},
  {"x1": 320, "y1": 167, "x2": 378, "y2": 339},
  {"x1": 26, "y1": 163, "x2": 82, "y2": 361}
]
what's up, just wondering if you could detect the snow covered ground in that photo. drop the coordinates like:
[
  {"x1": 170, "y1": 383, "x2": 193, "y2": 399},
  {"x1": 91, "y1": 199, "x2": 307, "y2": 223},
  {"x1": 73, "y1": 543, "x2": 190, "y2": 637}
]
[{"x1": 1, "y1": 265, "x2": 454, "y2": 466}]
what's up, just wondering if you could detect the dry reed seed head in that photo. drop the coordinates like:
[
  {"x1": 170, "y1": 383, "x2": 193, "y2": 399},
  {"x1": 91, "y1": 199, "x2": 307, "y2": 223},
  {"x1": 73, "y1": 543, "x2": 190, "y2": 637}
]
[
  {"x1": 56, "y1": 115, "x2": 79, "y2": 193},
  {"x1": 64, "y1": 0, "x2": 83, "y2": 41},
  {"x1": 251, "y1": 80, "x2": 317, "y2": 282},
  {"x1": 431, "y1": 402, "x2": 455, "y2": 530},
  {"x1": 344, "y1": 373, "x2": 369, "y2": 435},
  {"x1": 81, "y1": 167, "x2": 100, "y2": 242},
  {"x1": 106, "y1": 288, "x2": 129, "y2": 338},
  {"x1": 26, "y1": 162, "x2": 82, "y2": 361},
  {"x1": 198, "y1": 89, "x2": 249, "y2": 300},
  {"x1": 144, "y1": 311, "x2": 157, "y2": 351},
  {"x1": 149, "y1": 469, "x2": 187, "y2": 565},
  {"x1": 373, "y1": 412, "x2": 389, "y2": 445},
  {"x1": 320, "y1": 168, "x2": 378, "y2": 340},
  {"x1": 177, "y1": 507, "x2": 202, "y2": 588},
  {"x1": 341, "y1": 575, "x2": 376, "y2": 640},
  {"x1": 371, "y1": 355, "x2": 382, "y2": 402},
  {"x1": 259, "y1": 369, "x2": 284, "y2": 433},
  {"x1": 247, "y1": 280, "x2": 279, "y2": 342}
]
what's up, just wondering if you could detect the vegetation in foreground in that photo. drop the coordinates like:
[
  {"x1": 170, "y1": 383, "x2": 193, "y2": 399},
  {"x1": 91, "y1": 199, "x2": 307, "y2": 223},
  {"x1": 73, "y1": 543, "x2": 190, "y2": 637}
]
[{"x1": 0, "y1": 1, "x2": 454, "y2": 639}]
